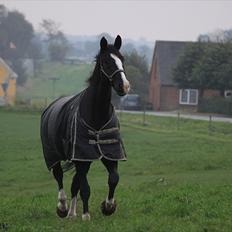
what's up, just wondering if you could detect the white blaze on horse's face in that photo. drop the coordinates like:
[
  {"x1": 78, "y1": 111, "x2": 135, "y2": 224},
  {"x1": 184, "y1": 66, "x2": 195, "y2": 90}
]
[{"x1": 110, "y1": 53, "x2": 130, "y2": 94}]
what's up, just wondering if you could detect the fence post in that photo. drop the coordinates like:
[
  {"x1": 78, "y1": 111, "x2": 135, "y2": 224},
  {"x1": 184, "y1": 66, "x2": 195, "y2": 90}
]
[
  {"x1": 177, "y1": 111, "x2": 180, "y2": 130},
  {"x1": 143, "y1": 103, "x2": 146, "y2": 126},
  {"x1": 208, "y1": 115, "x2": 212, "y2": 135}
]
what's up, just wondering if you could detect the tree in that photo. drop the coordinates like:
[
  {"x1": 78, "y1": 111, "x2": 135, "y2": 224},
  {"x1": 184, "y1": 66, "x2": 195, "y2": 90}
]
[
  {"x1": 173, "y1": 42, "x2": 210, "y2": 98},
  {"x1": 173, "y1": 41, "x2": 232, "y2": 98},
  {"x1": 122, "y1": 43, "x2": 136, "y2": 54},
  {"x1": 224, "y1": 29, "x2": 232, "y2": 42},
  {"x1": 40, "y1": 19, "x2": 70, "y2": 62},
  {"x1": 198, "y1": 28, "x2": 232, "y2": 43},
  {"x1": 11, "y1": 59, "x2": 27, "y2": 86},
  {"x1": 0, "y1": 8, "x2": 34, "y2": 59},
  {"x1": 124, "y1": 50, "x2": 149, "y2": 102},
  {"x1": 201, "y1": 43, "x2": 232, "y2": 96},
  {"x1": 137, "y1": 45, "x2": 153, "y2": 65},
  {"x1": 48, "y1": 32, "x2": 69, "y2": 62},
  {"x1": 28, "y1": 34, "x2": 43, "y2": 77},
  {"x1": 0, "y1": 5, "x2": 34, "y2": 86}
]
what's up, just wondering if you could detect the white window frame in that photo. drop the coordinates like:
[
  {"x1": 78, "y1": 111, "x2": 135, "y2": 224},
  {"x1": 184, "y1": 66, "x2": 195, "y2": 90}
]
[
  {"x1": 179, "y1": 89, "x2": 198, "y2": 105},
  {"x1": 224, "y1": 90, "x2": 232, "y2": 98}
]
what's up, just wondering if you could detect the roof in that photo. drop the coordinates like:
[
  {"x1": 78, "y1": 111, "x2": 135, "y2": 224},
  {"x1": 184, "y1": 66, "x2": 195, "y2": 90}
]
[{"x1": 154, "y1": 40, "x2": 192, "y2": 85}]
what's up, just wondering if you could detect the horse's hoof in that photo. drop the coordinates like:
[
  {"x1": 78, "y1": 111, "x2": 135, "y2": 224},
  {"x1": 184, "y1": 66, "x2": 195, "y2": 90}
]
[
  {"x1": 82, "y1": 213, "x2": 91, "y2": 221},
  {"x1": 56, "y1": 207, "x2": 68, "y2": 218},
  {"x1": 101, "y1": 200, "x2": 117, "y2": 216}
]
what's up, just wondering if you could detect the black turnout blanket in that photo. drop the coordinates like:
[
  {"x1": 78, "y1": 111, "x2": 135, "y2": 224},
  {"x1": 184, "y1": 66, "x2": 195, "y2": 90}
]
[{"x1": 40, "y1": 91, "x2": 127, "y2": 170}]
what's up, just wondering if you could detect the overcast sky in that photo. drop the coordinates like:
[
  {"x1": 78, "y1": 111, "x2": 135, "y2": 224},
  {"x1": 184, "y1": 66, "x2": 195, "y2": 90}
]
[{"x1": 2, "y1": 0, "x2": 232, "y2": 42}]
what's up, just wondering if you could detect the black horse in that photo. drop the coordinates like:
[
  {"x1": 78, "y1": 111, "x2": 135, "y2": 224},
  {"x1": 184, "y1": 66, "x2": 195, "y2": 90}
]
[{"x1": 40, "y1": 35, "x2": 130, "y2": 220}]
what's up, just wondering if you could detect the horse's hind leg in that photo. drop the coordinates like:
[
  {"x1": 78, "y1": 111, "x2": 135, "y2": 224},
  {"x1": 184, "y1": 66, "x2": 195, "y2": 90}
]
[
  {"x1": 52, "y1": 162, "x2": 68, "y2": 218},
  {"x1": 101, "y1": 158, "x2": 119, "y2": 216},
  {"x1": 67, "y1": 161, "x2": 91, "y2": 220}
]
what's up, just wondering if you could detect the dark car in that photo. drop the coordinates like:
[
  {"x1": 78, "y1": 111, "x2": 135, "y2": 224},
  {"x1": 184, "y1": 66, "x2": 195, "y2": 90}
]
[{"x1": 119, "y1": 94, "x2": 141, "y2": 110}]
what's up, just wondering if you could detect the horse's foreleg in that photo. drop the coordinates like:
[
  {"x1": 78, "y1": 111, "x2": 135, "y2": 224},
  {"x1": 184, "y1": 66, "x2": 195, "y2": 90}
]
[
  {"x1": 107, "y1": 168, "x2": 119, "y2": 201},
  {"x1": 52, "y1": 162, "x2": 68, "y2": 218},
  {"x1": 101, "y1": 158, "x2": 119, "y2": 216},
  {"x1": 67, "y1": 161, "x2": 91, "y2": 220},
  {"x1": 67, "y1": 172, "x2": 79, "y2": 218},
  {"x1": 80, "y1": 174, "x2": 91, "y2": 220}
]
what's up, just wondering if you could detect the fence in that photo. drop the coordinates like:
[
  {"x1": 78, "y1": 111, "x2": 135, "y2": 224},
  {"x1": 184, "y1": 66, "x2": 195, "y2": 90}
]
[
  {"x1": 15, "y1": 96, "x2": 54, "y2": 111},
  {"x1": 6, "y1": 96, "x2": 232, "y2": 136},
  {"x1": 117, "y1": 109, "x2": 232, "y2": 137}
]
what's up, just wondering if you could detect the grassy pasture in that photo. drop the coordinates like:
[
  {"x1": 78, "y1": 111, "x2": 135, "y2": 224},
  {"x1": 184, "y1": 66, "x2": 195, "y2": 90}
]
[
  {"x1": 0, "y1": 110, "x2": 232, "y2": 232},
  {"x1": 17, "y1": 62, "x2": 93, "y2": 104}
]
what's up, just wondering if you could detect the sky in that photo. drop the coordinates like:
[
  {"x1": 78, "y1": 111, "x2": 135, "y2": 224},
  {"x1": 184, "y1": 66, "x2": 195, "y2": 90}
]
[{"x1": 1, "y1": 0, "x2": 232, "y2": 42}]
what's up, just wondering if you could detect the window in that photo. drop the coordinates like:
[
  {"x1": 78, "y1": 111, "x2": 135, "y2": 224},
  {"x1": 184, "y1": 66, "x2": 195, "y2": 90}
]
[
  {"x1": 179, "y1": 89, "x2": 198, "y2": 105},
  {"x1": 225, "y1": 90, "x2": 232, "y2": 98}
]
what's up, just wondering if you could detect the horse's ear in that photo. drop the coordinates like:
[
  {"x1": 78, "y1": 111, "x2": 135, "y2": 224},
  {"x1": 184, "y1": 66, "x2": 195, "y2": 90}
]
[
  {"x1": 100, "y1": 37, "x2": 108, "y2": 51},
  {"x1": 114, "y1": 35, "x2": 122, "y2": 50}
]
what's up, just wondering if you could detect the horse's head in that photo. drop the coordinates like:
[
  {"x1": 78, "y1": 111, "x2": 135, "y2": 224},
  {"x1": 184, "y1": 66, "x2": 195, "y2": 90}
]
[{"x1": 99, "y1": 35, "x2": 130, "y2": 96}]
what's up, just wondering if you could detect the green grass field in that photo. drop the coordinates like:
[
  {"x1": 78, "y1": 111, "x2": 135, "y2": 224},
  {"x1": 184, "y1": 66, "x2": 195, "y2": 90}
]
[
  {"x1": 0, "y1": 110, "x2": 232, "y2": 232},
  {"x1": 17, "y1": 62, "x2": 93, "y2": 105}
]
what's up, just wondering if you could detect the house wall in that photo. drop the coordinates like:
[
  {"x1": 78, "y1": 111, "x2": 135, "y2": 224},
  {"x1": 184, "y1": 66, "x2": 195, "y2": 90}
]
[
  {"x1": 203, "y1": 89, "x2": 220, "y2": 98},
  {"x1": 157, "y1": 87, "x2": 220, "y2": 111},
  {"x1": 0, "y1": 60, "x2": 17, "y2": 106},
  {"x1": 149, "y1": 40, "x2": 222, "y2": 111},
  {"x1": 149, "y1": 57, "x2": 161, "y2": 110},
  {"x1": 0, "y1": 63, "x2": 9, "y2": 98},
  {"x1": 7, "y1": 79, "x2": 17, "y2": 105},
  {"x1": 160, "y1": 86, "x2": 179, "y2": 111}
]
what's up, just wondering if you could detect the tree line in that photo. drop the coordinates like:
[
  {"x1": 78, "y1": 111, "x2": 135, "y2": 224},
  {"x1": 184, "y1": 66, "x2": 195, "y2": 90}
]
[
  {"x1": 124, "y1": 50, "x2": 149, "y2": 102},
  {"x1": 173, "y1": 32, "x2": 232, "y2": 99},
  {"x1": 0, "y1": 4, "x2": 150, "y2": 102},
  {"x1": 0, "y1": 5, "x2": 70, "y2": 85},
  {"x1": 0, "y1": 5, "x2": 34, "y2": 85}
]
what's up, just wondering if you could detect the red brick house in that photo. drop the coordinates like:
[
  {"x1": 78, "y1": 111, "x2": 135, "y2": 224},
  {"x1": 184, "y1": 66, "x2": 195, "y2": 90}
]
[{"x1": 149, "y1": 41, "x2": 220, "y2": 111}]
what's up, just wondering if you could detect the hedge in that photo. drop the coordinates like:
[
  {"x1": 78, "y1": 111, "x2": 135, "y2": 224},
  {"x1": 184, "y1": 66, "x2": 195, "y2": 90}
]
[{"x1": 198, "y1": 97, "x2": 232, "y2": 116}]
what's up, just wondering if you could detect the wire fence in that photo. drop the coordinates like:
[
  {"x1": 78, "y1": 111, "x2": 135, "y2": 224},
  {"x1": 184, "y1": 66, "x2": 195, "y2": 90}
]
[
  {"x1": 117, "y1": 109, "x2": 232, "y2": 137},
  {"x1": 15, "y1": 96, "x2": 54, "y2": 110},
  {"x1": 10, "y1": 96, "x2": 232, "y2": 137}
]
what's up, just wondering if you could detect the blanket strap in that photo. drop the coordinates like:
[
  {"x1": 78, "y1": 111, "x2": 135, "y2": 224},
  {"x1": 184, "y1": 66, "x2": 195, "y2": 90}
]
[
  {"x1": 89, "y1": 139, "x2": 118, "y2": 145},
  {"x1": 88, "y1": 127, "x2": 119, "y2": 145},
  {"x1": 88, "y1": 127, "x2": 119, "y2": 136}
]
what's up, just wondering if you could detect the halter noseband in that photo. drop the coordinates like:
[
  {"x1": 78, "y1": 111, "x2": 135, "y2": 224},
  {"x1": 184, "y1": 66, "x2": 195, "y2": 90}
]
[{"x1": 100, "y1": 65, "x2": 125, "y2": 82}]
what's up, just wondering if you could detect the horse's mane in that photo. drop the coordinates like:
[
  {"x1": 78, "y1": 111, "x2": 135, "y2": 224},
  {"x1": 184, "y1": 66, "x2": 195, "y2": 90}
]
[{"x1": 86, "y1": 55, "x2": 101, "y2": 86}]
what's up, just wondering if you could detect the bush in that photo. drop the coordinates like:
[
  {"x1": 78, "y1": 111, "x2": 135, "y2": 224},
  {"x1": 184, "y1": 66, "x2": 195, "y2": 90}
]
[
  {"x1": 198, "y1": 97, "x2": 232, "y2": 115},
  {"x1": 12, "y1": 59, "x2": 27, "y2": 86}
]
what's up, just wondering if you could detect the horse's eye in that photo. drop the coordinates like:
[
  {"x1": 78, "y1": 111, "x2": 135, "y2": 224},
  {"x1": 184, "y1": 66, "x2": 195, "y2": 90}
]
[{"x1": 104, "y1": 60, "x2": 111, "y2": 66}]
